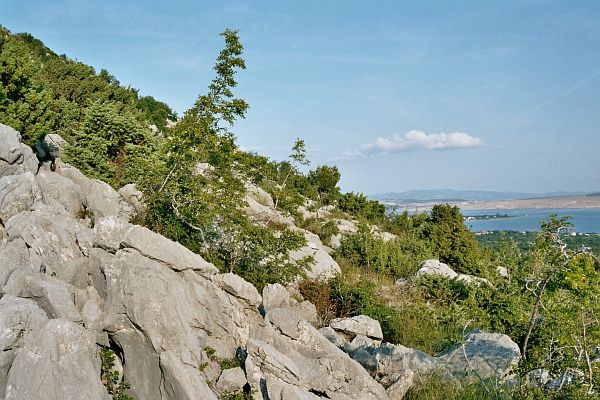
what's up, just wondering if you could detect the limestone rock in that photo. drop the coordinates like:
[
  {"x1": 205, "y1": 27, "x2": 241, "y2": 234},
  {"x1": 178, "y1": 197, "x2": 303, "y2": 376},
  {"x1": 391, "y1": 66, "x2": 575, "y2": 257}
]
[
  {"x1": 246, "y1": 309, "x2": 389, "y2": 399},
  {"x1": 437, "y1": 331, "x2": 521, "y2": 382},
  {"x1": 54, "y1": 161, "x2": 131, "y2": 220},
  {"x1": 330, "y1": 315, "x2": 383, "y2": 341},
  {"x1": 215, "y1": 272, "x2": 262, "y2": 307},
  {"x1": 0, "y1": 172, "x2": 44, "y2": 221},
  {"x1": 4, "y1": 210, "x2": 87, "y2": 277},
  {"x1": 216, "y1": 367, "x2": 247, "y2": 393},
  {"x1": 246, "y1": 181, "x2": 275, "y2": 209},
  {"x1": 416, "y1": 259, "x2": 458, "y2": 279},
  {"x1": 93, "y1": 216, "x2": 217, "y2": 274},
  {"x1": 319, "y1": 326, "x2": 347, "y2": 348},
  {"x1": 5, "y1": 319, "x2": 109, "y2": 400},
  {"x1": 381, "y1": 369, "x2": 415, "y2": 400},
  {"x1": 118, "y1": 183, "x2": 145, "y2": 215},
  {"x1": 290, "y1": 229, "x2": 341, "y2": 279},
  {"x1": 17, "y1": 274, "x2": 82, "y2": 323},
  {"x1": 0, "y1": 296, "x2": 48, "y2": 397},
  {"x1": 0, "y1": 124, "x2": 37, "y2": 177},
  {"x1": 36, "y1": 169, "x2": 85, "y2": 217},
  {"x1": 262, "y1": 283, "x2": 290, "y2": 312},
  {"x1": 34, "y1": 133, "x2": 67, "y2": 160}
]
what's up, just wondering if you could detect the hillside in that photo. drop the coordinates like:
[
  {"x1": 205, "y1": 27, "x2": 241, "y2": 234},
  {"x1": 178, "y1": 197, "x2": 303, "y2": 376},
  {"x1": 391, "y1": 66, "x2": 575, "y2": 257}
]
[{"x1": 1, "y1": 27, "x2": 599, "y2": 399}]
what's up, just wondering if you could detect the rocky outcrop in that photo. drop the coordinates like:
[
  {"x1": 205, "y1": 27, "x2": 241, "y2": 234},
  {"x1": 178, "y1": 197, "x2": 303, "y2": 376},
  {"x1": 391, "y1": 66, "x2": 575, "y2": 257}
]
[
  {"x1": 0, "y1": 124, "x2": 38, "y2": 177},
  {"x1": 0, "y1": 125, "x2": 389, "y2": 399},
  {"x1": 416, "y1": 259, "x2": 490, "y2": 286}
]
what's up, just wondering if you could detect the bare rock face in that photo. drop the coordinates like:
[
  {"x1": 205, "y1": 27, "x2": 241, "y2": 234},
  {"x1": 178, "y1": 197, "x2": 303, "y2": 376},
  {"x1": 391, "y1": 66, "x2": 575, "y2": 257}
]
[
  {"x1": 5, "y1": 319, "x2": 109, "y2": 400},
  {"x1": 330, "y1": 315, "x2": 384, "y2": 341},
  {"x1": 0, "y1": 123, "x2": 38, "y2": 177},
  {"x1": 436, "y1": 331, "x2": 521, "y2": 382},
  {"x1": 34, "y1": 133, "x2": 67, "y2": 160},
  {"x1": 0, "y1": 172, "x2": 44, "y2": 221}
]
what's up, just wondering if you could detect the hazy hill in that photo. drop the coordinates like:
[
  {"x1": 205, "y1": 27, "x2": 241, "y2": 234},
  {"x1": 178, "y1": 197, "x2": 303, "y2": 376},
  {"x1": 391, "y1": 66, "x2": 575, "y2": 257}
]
[{"x1": 371, "y1": 189, "x2": 590, "y2": 202}]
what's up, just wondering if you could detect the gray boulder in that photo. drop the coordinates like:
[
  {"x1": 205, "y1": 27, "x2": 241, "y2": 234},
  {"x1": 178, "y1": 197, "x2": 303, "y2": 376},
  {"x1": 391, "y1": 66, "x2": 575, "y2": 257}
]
[
  {"x1": 246, "y1": 308, "x2": 390, "y2": 399},
  {"x1": 4, "y1": 210, "x2": 87, "y2": 277},
  {"x1": 54, "y1": 161, "x2": 132, "y2": 220},
  {"x1": 214, "y1": 272, "x2": 262, "y2": 307},
  {"x1": 17, "y1": 274, "x2": 82, "y2": 323},
  {"x1": 118, "y1": 183, "x2": 145, "y2": 215},
  {"x1": 93, "y1": 216, "x2": 217, "y2": 275},
  {"x1": 34, "y1": 133, "x2": 67, "y2": 160},
  {"x1": 216, "y1": 367, "x2": 247, "y2": 393},
  {"x1": 5, "y1": 319, "x2": 109, "y2": 400},
  {"x1": 416, "y1": 259, "x2": 458, "y2": 279},
  {"x1": 0, "y1": 124, "x2": 37, "y2": 177},
  {"x1": 330, "y1": 315, "x2": 383, "y2": 341},
  {"x1": 36, "y1": 169, "x2": 85, "y2": 217},
  {"x1": 0, "y1": 296, "x2": 48, "y2": 397},
  {"x1": 0, "y1": 172, "x2": 44, "y2": 221},
  {"x1": 262, "y1": 283, "x2": 290, "y2": 312},
  {"x1": 290, "y1": 229, "x2": 341, "y2": 279},
  {"x1": 437, "y1": 331, "x2": 521, "y2": 382}
]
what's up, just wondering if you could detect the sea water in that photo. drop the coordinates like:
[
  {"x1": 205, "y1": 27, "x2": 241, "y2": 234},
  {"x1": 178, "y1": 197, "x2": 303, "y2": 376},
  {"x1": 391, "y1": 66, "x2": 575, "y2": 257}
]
[{"x1": 462, "y1": 208, "x2": 600, "y2": 233}]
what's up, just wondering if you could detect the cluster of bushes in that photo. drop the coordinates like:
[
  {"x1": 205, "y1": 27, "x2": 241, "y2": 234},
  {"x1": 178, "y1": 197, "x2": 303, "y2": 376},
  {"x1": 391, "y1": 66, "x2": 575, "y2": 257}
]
[{"x1": 302, "y1": 213, "x2": 600, "y2": 397}]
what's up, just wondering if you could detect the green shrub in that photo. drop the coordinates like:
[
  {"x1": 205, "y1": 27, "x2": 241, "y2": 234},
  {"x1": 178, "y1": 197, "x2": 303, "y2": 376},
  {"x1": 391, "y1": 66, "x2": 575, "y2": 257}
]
[{"x1": 99, "y1": 348, "x2": 134, "y2": 400}]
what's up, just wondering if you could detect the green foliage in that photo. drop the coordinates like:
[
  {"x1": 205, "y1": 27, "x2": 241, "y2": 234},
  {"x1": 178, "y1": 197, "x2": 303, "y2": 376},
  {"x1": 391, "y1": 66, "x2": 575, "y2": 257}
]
[
  {"x1": 424, "y1": 204, "x2": 482, "y2": 274},
  {"x1": 0, "y1": 26, "x2": 169, "y2": 180},
  {"x1": 100, "y1": 348, "x2": 134, "y2": 400},
  {"x1": 338, "y1": 223, "x2": 433, "y2": 278},
  {"x1": 337, "y1": 191, "x2": 385, "y2": 223},
  {"x1": 139, "y1": 30, "x2": 308, "y2": 290},
  {"x1": 135, "y1": 95, "x2": 176, "y2": 130},
  {"x1": 64, "y1": 100, "x2": 156, "y2": 187},
  {"x1": 308, "y1": 165, "x2": 341, "y2": 206}
]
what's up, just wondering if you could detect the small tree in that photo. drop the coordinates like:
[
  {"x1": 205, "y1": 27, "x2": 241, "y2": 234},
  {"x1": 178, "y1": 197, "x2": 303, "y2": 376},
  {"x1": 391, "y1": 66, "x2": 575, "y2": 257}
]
[{"x1": 273, "y1": 138, "x2": 310, "y2": 210}]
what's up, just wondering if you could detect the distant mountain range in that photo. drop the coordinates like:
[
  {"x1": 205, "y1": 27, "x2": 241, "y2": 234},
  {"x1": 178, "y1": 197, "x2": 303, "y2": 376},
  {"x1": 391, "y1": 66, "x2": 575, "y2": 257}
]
[{"x1": 370, "y1": 189, "x2": 592, "y2": 203}]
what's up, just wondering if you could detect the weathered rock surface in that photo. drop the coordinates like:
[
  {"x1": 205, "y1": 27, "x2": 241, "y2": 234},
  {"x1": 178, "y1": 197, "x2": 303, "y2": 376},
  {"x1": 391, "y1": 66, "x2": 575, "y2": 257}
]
[
  {"x1": 416, "y1": 259, "x2": 458, "y2": 279},
  {"x1": 416, "y1": 259, "x2": 490, "y2": 286},
  {"x1": 437, "y1": 331, "x2": 521, "y2": 381},
  {"x1": 330, "y1": 315, "x2": 384, "y2": 341},
  {"x1": 0, "y1": 123, "x2": 37, "y2": 177},
  {"x1": 34, "y1": 133, "x2": 67, "y2": 160}
]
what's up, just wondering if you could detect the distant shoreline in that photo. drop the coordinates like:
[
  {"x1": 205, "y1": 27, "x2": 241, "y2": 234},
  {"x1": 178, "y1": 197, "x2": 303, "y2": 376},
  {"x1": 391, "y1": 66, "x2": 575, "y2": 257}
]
[
  {"x1": 383, "y1": 195, "x2": 600, "y2": 212},
  {"x1": 459, "y1": 195, "x2": 600, "y2": 210}
]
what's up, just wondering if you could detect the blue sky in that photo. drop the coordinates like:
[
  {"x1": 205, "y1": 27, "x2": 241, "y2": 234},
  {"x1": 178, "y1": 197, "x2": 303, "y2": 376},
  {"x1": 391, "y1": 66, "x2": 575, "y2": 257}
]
[{"x1": 3, "y1": 1, "x2": 600, "y2": 194}]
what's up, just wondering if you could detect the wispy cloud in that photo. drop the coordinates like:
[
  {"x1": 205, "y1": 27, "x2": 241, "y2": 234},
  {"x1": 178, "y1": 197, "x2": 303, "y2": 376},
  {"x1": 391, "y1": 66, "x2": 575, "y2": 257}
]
[{"x1": 337, "y1": 130, "x2": 483, "y2": 160}]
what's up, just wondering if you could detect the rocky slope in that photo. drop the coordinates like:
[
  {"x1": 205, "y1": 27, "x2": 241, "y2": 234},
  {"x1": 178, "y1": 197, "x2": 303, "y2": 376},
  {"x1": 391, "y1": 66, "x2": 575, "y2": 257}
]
[{"x1": 0, "y1": 123, "x2": 520, "y2": 399}]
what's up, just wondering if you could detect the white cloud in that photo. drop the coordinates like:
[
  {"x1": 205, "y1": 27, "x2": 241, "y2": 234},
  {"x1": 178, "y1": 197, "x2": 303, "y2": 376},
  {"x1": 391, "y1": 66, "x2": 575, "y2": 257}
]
[{"x1": 339, "y1": 130, "x2": 482, "y2": 159}]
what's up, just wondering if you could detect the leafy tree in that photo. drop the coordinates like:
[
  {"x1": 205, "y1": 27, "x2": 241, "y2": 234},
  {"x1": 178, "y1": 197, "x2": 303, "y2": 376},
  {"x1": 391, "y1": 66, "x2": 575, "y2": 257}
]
[
  {"x1": 424, "y1": 204, "x2": 481, "y2": 274},
  {"x1": 139, "y1": 30, "x2": 307, "y2": 289},
  {"x1": 65, "y1": 100, "x2": 155, "y2": 187},
  {"x1": 308, "y1": 165, "x2": 341, "y2": 206}
]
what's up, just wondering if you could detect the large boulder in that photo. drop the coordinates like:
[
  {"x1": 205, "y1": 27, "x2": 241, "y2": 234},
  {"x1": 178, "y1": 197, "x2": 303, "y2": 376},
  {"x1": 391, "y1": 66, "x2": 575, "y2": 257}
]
[
  {"x1": 416, "y1": 259, "x2": 458, "y2": 279},
  {"x1": 0, "y1": 124, "x2": 38, "y2": 177},
  {"x1": 34, "y1": 133, "x2": 67, "y2": 160},
  {"x1": 0, "y1": 296, "x2": 48, "y2": 397},
  {"x1": 290, "y1": 229, "x2": 341, "y2": 279},
  {"x1": 53, "y1": 161, "x2": 132, "y2": 220},
  {"x1": 245, "y1": 308, "x2": 390, "y2": 399},
  {"x1": 0, "y1": 172, "x2": 44, "y2": 222},
  {"x1": 36, "y1": 169, "x2": 86, "y2": 217},
  {"x1": 330, "y1": 315, "x2": 384, "y2": 341},
  {"x1": 5, "y1": 319, "x2": 109, "y2": 400},
  {"x1": 437, "y1": 331, "x2": 521, "y2": 382}
]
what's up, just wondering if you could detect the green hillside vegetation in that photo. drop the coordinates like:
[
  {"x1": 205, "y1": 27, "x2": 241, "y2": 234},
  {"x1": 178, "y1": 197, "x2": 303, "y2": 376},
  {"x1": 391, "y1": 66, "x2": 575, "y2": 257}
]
[{"x1": 1, "y1": 26, "x2": 599, "y2": 398}]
